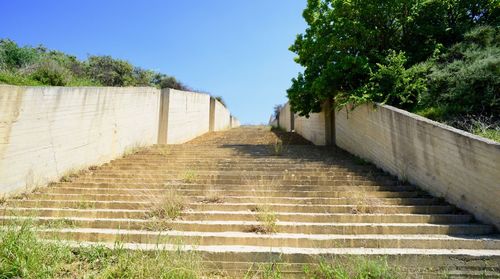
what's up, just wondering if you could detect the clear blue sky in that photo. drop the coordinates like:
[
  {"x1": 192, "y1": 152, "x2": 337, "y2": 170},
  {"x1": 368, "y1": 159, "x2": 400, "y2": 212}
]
[{"x1": 0, "y1": 0, "x2": 307, "y2": 124}]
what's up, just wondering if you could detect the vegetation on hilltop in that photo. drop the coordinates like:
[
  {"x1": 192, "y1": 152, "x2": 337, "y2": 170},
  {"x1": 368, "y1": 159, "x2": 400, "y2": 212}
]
[
  {"x1": 0, "y1": 39, "x2": 190, "y2": 90},
  {"x1": 288, "y1": 0, "x2": 499, "y2": 141}
]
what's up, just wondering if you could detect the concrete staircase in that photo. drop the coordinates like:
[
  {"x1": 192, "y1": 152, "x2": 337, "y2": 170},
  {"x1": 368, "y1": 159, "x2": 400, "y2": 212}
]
[{"x1": 2, "y1": 126, "x2": 499, "y2": 277}]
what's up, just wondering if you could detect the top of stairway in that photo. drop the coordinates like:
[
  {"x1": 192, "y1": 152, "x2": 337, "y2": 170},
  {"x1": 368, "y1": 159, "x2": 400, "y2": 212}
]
[{"x1": 184, "y1": 126, "x2": 312, "y2": 146}]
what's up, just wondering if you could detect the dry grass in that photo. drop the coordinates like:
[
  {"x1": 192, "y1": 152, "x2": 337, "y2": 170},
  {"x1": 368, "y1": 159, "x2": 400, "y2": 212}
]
[
  {"x1": 144, "y1": 188, "x2": 187, "y2": 220},
  {"x1": 248, "y1": 205, "x2": 278, "y2": 234},
  {"x1": 122, "y1": 143, "x2": 148, "y2": 157},
  {"x1": 349, "y1": 192, "x2": 383, "y2": 214},
  {"x1": 157, "y1": 146, "x2": 173, "y2": 157},
  {"x1": 200, "y1": 193, "x2": 224, "y2": 204},
  {"x1": 243, "y1": 175, "x2": 281, "y2": 234},
  {"x1": 59, "y1": 166, "x2": 97, "y2": 183}
]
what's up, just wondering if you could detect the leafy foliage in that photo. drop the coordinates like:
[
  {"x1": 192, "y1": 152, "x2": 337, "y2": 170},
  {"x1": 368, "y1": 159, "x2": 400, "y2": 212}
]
[
  {"x1": 419, "y1": 26, "x2": 500, "y2": 118},
  {"x1": 0, "y1": 39, "x2": 40, "y2": 70},
  {"x1": 336, "y1": 51, "x2": 429, "y2": 111},
  {"x1": 288, "y1": 0, "x2": 498, "y2": 116},
  {"x1": 288, "y1": 1, "x2": 499, "y2": 140}
]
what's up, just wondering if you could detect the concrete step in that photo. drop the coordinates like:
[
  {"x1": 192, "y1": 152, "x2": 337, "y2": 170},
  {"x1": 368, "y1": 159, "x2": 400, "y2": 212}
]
[
  {"x1": 34, "y1": 228, "x2": 500, "y2": 250},
  {"x1": 44, "y1": 183, "x2": 416, "y2": 192},
  {"x1": 103, "y1": 164, "x2": 381, "y2": 173},
  {"x1": 46, "y1": 182, "x2": 409, "y2": 190},
  {"x1": 6, "y1": 200, "x2": 457, "y2": 213},
  {"x1": 106, "y1": 161, "x2": 373, "y2": 170},
  {"x1": 40, "y1": 239, "x2": 500, "y2": 278},
  {"x1": 3, "y1": 126, "x2": 497, "y2": 277},
  {"x1": 2, "y1": 208, "x2": 473, "y2": 223},
  {"x1": 1, "y1": 216, "x2": 492, "y2": 235},
  {"x1": 72, "y1": 177, "x2": 398, "y2": 186},
  {"x1": 88, "y1": 172, "x2": 392, "y2": 182},
  {"x1": 32, "y1": 191, "x2": 438, "y2": 206},
  {"x1": 28, "y1": 191, "x2": 426, "y2": 201}
]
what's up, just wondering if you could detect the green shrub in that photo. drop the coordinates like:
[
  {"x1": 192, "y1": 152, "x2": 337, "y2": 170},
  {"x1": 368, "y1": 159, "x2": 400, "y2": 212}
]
[
  {"x1": 0, "y1": 38, "x2": 194, "y2": 90},
  {"x1": 0, "y1": 39, "x2": 40, "y2": 70},
  {"x1": 412, "y1": 26, "x2": 500, "y2": 121},
  {"x1": 86, "y1": 55, "x2": 135, "y2": 87},
  {"x1": 29, "y1": 59, "x2": 71, "y2": 86}
]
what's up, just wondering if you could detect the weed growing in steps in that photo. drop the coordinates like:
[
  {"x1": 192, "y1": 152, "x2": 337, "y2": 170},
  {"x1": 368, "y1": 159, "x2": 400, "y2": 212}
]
[
  {"x1": 349, "y1": 192, "x2": 384, "y2": 215},
  {"x1": 144, "y1": 188, "x2": 187, "y2": 220},
  {"x1": 272, "y1": 139, "x2": 284, "y2": 156},
  {"x1": 59, "y1": 163, "x2": 103, "y2": 183},
  {"x1": 42, "y1": 218, "x2": 78, "y2": 229},
  {"x1": 200, "y1": 194, "x2": 224, "y2": 204},
  {"x1": 157, "y1": 146, "x2": 173, "y2": 157},
  {"x1": 75, "y1": 200, "x2": 96, "y2": 210},
  {"x1": 244, "y1": 258, "x2": 283, "y2": 279},
  {"x1": 182, "y1": 170, "x2": 198, "y2": 183},
  {"x1": 248, "y1": 205, "x2": 278, "y2": 234},
  {"x1": 122, "y1": 143, "x2": 149, "y2": 157},
  {"x1": 303, "y1": 256, "x2": 401, "y2": 279}
]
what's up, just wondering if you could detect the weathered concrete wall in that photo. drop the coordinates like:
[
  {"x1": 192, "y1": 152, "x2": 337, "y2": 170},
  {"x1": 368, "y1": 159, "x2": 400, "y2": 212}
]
[
  {"x1": 278, "y1": 103, "x2": 292, "y2": 132},
  {"x1": 336, "y1": 103, "x2": 500, "y2": 229},
  {"x1": 162, "y1": 88, "x2": 211, "y2": 144},
  {"x1": 0, "y1": 85, "x2": 160, "y2": 194},
  {"x1": 1, "y1": 85, "x2": 239, "y2": 195},
  {"x1": 230, "y1": 116, "x2": 241, "y2": 128},
  {"x1": 273, "y1": 102, "x2": 331, "y2": 145},
  {"x1": 294, "y1": 110, "x2": 328, "y2": 146},
  {"x1": 213, "y1": 100, "x2": 231, "y2": 131}
]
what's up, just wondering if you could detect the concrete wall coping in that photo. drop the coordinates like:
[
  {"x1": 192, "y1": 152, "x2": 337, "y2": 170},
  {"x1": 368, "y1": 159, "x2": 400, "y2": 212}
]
[{"x1": 374, "y1": 103, "x2": 500, "y2": 146}]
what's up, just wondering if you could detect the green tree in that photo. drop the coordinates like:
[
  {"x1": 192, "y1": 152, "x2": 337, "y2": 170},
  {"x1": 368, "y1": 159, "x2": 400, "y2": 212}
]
[{"x1": 288, "y1": 0, "x2": 498, "y2": 116}]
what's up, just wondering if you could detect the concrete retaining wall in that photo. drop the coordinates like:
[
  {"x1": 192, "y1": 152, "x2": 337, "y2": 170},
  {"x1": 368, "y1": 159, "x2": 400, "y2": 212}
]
[
  {"x1": 294, "y1": 110, "x2": 327, "y2": 146},
  {"x1": 273, "y1": 102, "x2": 331, "y2": 146},
  {"x1": 213, "y1": 100, "x2": 231, "y2": 131},
  {"x1": 1, "y1": 85, "x2": 238, "y2": 195},
  {"x1": 278, "y1": 103, "x2": 293, "y2": 132},
  {"x1": 160, "y1": 89, "x2": 211, "y2": 144},
  {"x1": 0, "y1": 85, "x2": 160, "y2": 194},
  {"x1": 231, "y1": 116, "x2": 241, "y2": 128},
  {"x1": 335, "y1": 104, "x2": 500, "y2": 229},
  {"x1": 271, "y1": 100, "x2": 499, "y2": 228}
]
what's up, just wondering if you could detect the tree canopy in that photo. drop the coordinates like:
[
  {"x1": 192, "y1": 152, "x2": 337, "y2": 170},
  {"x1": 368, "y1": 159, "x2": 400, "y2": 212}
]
[{"x1": 288, "y1": 0, "x2": 499, "y2": 117}]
